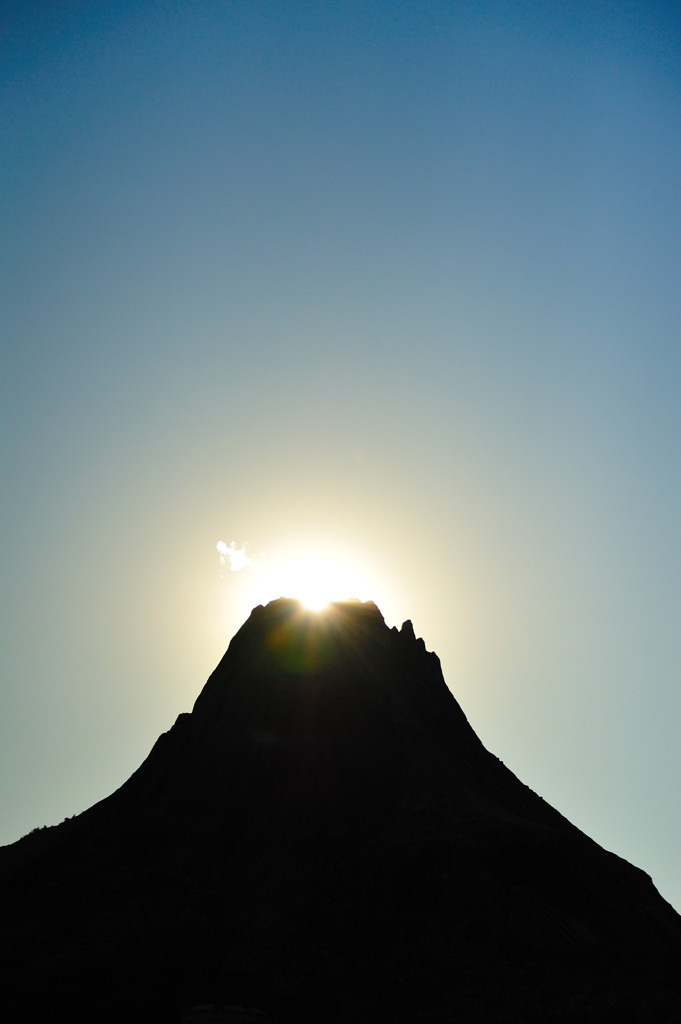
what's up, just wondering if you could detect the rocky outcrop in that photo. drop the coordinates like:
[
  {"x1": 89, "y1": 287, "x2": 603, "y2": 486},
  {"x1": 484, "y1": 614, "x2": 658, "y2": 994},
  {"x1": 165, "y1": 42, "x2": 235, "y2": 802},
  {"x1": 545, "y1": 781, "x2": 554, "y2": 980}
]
[{"x1": 1, "y1": 598, "x2": 680, "y2": 1022}]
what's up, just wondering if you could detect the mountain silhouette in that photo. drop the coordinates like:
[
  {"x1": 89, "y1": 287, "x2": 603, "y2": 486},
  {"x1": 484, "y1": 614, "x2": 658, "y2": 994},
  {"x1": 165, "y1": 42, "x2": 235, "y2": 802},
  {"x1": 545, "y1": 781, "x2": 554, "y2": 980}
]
[{"x1": 1, "y1": 598, "x2": 680, "y2": 1022}]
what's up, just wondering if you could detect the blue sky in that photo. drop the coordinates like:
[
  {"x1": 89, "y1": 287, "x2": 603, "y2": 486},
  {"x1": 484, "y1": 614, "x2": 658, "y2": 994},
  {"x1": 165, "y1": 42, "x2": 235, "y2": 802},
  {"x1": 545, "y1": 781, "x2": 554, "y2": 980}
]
[{"x1": 2, "y1": 1, "x2": 681, "y2": 909}]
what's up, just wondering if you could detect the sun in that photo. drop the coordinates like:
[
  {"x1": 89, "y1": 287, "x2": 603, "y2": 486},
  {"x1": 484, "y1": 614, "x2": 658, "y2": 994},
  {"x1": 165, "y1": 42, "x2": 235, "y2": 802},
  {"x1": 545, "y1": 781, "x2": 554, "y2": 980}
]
[
  {"x1": 218, "y1": 538, "x2": 390, "y2": 624},
  {"x1": 256, "y1": 550, "x2": 373, "y2": 610}
]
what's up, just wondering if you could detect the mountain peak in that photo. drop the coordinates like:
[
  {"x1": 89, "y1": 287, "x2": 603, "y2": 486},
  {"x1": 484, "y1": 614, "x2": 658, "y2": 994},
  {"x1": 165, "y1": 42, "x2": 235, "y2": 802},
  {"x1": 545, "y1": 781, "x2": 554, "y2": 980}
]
[{"x1": 2, "y1": 598, "x2": 680, "y2": 1022}]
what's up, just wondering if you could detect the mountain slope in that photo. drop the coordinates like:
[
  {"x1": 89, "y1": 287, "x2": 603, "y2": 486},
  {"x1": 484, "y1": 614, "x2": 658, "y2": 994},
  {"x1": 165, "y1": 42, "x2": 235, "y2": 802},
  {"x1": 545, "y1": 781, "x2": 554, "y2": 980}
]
[{"x1": 1, "y1": 598, "x2": 679, "y2": 1022}]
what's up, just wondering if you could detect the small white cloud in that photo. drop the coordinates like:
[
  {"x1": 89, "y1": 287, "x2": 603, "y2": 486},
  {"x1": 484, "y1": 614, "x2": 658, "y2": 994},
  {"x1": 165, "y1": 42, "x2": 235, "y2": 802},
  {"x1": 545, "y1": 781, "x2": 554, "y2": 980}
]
[{"x1": 216, "y1": 540, "x2": 262, "y2": 573}]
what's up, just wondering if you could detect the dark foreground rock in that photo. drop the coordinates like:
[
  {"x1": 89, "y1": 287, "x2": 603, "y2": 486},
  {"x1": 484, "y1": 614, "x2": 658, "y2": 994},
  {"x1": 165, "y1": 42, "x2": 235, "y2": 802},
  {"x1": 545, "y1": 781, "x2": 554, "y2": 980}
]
[{"x1": 1, "y1": 598, "x2": 680, "y2": 1022}]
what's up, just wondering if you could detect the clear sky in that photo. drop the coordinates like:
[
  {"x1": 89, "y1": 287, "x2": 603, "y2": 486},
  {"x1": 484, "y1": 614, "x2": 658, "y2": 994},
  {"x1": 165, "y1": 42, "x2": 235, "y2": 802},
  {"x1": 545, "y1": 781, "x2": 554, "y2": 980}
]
[{"x1": 2, "y1": 1, "x2": 681, "y2": 909}]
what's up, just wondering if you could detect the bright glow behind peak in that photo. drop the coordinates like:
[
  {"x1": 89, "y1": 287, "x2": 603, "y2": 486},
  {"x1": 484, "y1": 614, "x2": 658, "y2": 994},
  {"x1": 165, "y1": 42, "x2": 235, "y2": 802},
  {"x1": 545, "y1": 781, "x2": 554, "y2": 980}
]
[
  {"x1": 265, "y1": 553, "x2": 371, "y2": 610},
  {"x1": 216, "y1": 539, "x2": 392, "y2": 627}
]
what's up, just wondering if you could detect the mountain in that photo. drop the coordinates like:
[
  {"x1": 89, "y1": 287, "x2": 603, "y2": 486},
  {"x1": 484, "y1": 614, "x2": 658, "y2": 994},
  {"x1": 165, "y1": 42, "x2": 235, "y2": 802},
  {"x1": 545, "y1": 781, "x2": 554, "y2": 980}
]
[{"x1": 1, "y1": 598, "x2": 680, "y2": 1022}]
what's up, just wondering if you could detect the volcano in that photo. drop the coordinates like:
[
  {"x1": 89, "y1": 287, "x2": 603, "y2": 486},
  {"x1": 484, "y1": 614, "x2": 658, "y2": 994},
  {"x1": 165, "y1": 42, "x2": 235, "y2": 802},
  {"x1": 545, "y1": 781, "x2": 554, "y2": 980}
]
[{"x1": 1, "y1": 598, "x2": 680, "y2": 1022}]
